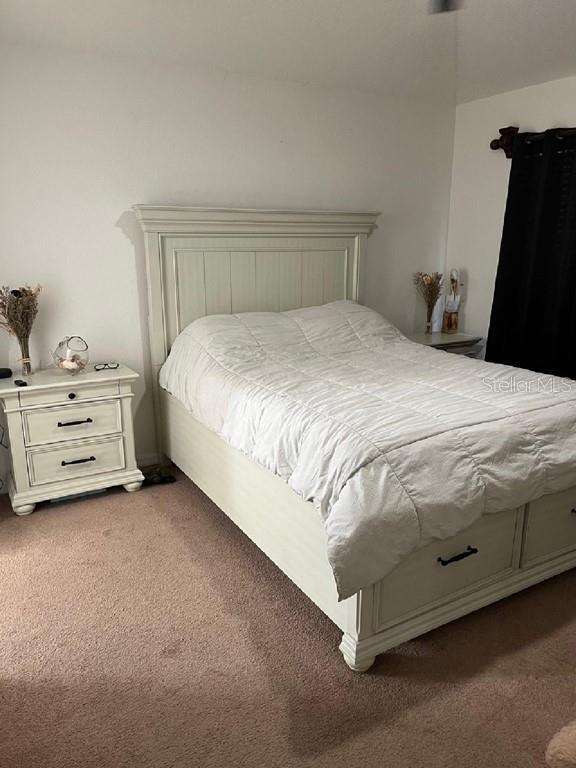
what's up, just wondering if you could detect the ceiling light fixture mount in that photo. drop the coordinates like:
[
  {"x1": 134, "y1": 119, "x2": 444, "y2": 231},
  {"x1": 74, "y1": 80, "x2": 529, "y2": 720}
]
[{"x1": 429, "y1": 0, "x2": 462, "y2": 13}]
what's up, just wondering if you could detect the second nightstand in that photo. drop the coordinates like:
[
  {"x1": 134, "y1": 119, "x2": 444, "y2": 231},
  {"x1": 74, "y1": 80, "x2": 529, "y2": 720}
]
[
  {"x1": 0, "y1": 365, "x2": 144, "y2": 515},
  {"x1": 408, "y1": 332, "x2": 484, "y2": 358}
]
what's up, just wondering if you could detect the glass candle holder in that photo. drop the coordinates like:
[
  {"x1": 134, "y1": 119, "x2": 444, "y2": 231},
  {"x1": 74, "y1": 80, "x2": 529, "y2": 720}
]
[{"x1": 52, "y1": 336, "x2": 89, "y2": 375}]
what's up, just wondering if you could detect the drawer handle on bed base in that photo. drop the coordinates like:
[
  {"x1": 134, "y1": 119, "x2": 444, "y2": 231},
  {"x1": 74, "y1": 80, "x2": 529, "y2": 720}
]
[
  {"x1": 61, "y1": 456, "x2": 96, "y2": 467},
  {"x1": 437, "y1": 545, "x2": 478, "y2": 567},
  {"x1": 571, "y1": 509, "x2": 576, "y2": 515},
  {"x1": 57, "y1": 418, "x2": 93, "y2": 428}
]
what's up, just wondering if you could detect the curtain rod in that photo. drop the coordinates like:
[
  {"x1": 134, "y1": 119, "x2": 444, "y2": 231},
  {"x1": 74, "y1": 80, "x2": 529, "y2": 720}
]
[{"x1": 490, "y1": 126, "x2": 576, "y2": 158}]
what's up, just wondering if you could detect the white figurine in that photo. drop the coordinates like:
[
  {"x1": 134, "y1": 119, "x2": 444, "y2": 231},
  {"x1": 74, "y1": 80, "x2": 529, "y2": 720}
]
[{"x1": 443, "y1": 269, "x2": 461, "y2": 333}]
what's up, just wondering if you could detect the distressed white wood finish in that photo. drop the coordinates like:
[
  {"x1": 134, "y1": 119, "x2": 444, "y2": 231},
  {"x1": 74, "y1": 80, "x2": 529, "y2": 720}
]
[
  {"x1": 0, "y1": 365, "x2": 143, "y2": 515},
  {"x1": 134, "y1": 206, "x2": 377, "y2": 465},
  {"x1": 161, "y1": 390, "x2": 356, "y2": 632},
  {"x1": 28, "y1": 435, "x2": 125, "y2": 486},
  {"x1": 373, "y1": 508, "x2": 521, "y2": 629},
  {"x1": 23, "y1": 400, "x2": 121, "y2": 446},
  {"x1": 160, "y1": 390, "x2": 576, "y2": 672},
  {"x1": 522, "y1": 487, "x2": 576, "y2": 567},
  {"x1": 138, "y1": 205, "x2": 576, "y2": 672},
  {"x1": 18, "y1": 378, "x2": 120, "y2": 407},
  {"x1": 134, "y1": 205, "x2": 379, "y2": 235},
  {"x1": 163, "y1": 237, "x2": 357, "y2": 344},
  {"x1": 340, "y1": 540, "x2": 576, "y2": 672},
  {"x1": 408, "y1": 331, "x2": 484, "y2": 358}
]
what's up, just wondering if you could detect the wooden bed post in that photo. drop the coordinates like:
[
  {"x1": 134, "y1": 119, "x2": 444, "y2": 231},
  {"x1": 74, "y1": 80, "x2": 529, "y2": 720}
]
[
  {"x1": 142, "y1": 230, "x2": 168, "y2": 464},
  {"x1": 340, "y1": 588, "x2": 378, "y2": 672}
]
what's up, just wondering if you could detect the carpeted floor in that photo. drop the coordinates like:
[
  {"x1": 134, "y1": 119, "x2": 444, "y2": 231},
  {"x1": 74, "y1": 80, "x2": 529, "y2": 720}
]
[{"x1": 0, "y1": 472, "x2": 574, "y2": 768}]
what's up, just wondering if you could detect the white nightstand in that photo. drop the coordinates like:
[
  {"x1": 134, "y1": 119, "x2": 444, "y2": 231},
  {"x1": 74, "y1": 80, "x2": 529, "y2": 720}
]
[
  {"x1": 408, "y1": 332, "x2": 484, "y2": 358},
  {"x1": 0, "y1": 365, "x2": 144, "y2": 515}
]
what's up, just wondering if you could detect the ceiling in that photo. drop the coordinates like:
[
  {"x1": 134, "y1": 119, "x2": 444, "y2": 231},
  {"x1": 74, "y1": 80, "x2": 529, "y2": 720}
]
[{"x1": 2, "y1": 0, "x2": 576, "y2": 104}]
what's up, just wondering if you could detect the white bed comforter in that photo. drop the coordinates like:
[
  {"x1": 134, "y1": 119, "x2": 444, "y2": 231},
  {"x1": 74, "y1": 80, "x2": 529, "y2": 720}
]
[{"x1": 160, "y1": 301, "x2": 576, "y2": 599}]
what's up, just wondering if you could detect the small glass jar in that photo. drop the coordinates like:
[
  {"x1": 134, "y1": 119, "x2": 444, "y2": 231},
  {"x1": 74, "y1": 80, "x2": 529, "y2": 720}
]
[{"x1": 52, "y1": 336, "x2": 89, "y2": 375}]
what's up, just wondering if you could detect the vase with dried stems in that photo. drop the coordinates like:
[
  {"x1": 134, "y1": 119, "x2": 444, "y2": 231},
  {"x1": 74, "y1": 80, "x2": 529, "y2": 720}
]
[
  {"x1": 0, "y1": 286, "x2": 42, "y2": 376},
  {"x1": 414, "y1": 272, "x2": 444, "y2": 334}
]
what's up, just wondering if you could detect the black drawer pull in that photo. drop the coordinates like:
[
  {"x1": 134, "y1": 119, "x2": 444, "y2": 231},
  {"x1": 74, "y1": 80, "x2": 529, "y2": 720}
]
[
  {"x1": 68, "y1": 392, "x2": 77, "y2": 400},
  {"x1": 437, "y1": 545, "x2": 478, "y2": 567},
  {"x1": 571, "y1": 509, "x2": 576, "y2": 515},
  {"x1": 57, "y1": 418, "x2": 93, "y2": 428},
  {"x1": 61, "y1": 456, "x2": 96, "y2": 467}
]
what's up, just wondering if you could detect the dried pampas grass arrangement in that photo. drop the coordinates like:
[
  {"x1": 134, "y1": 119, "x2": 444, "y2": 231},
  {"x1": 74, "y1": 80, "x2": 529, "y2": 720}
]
[
  {"x1": 0, "y1": 285, "x2": 42, "y2": 375},
  {"x1": 414, "y1": 272, "x2": 444, "y2": 333}
]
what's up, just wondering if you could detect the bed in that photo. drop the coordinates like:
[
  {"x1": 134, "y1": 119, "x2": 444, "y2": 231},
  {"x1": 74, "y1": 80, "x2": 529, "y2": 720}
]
[{"x1": 135, "y1": 205, "x2": 576, "y2": 671}]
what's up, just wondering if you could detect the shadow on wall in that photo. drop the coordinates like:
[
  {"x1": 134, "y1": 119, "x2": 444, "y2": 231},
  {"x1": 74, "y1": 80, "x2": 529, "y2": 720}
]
[
  {"x1": 116, "y1": 210, "x2": 158, "y2": 466},
  {"x1": 361, "y1": 214, "x2": 449, "y2": 335},
  {"x1": 0, "y1": 336, "x2": 8, "y2": 491},
  {"x1": 0, "y1": 330, "x2": 8, "y2": 369}
]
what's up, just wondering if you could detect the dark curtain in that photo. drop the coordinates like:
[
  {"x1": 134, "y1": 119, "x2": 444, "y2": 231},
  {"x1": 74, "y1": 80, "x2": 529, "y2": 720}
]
[{"x1": 485, "y1": 128, "x2": 576, "y2": 378}]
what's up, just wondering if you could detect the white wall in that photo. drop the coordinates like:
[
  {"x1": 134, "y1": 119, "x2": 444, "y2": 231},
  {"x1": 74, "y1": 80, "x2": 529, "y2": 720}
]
[
  {"x1": 446, "y1": 74, "x2": 576, "y2": 338},
  {"x1": 0, "y1": 43, "x2": 454, "y2": 463}
]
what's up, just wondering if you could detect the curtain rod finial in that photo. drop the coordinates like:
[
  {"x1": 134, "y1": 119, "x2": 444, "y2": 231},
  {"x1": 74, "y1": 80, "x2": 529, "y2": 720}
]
[{"x1": 490, "y1": 126, "x2": 519, "y2": 159}]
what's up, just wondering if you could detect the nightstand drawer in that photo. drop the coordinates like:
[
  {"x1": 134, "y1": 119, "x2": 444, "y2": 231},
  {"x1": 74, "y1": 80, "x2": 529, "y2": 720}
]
[
  {"x1": 19, "y1": 381, "x2": 120, "y2": 408},
  {"x1": 522, "y1": 489, "x2": 576, "y2": 567},
  {"x1": 23, "y1": 401, "x2": 121, "y2": 446},
  {"x1": 27, "y1": 436, "x2": 125, "y2": 486}
]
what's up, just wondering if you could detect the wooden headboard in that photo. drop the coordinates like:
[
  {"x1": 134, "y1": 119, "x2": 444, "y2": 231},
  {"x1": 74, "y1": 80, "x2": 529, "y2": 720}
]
[
  {"x1": 135, "y1": 205, "x2": 379, "y2": 367},
  {"x1": 134, "y1": 205, "x2": 379, "y2": 454}
]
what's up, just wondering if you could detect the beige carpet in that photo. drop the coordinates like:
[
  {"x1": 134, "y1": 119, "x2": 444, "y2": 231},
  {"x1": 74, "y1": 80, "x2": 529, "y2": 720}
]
[{"x1": 0, "y1": 472, "x2": 575, "y2": 768}]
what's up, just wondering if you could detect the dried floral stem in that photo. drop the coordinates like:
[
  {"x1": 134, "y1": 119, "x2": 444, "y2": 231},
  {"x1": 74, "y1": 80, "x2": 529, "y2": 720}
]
[
  {"x1": 414, "y1": 272, "x2": 444, "y2": 323},
  {"x1": 0, "y1": 285, "x2": 41, "y2": 375}
]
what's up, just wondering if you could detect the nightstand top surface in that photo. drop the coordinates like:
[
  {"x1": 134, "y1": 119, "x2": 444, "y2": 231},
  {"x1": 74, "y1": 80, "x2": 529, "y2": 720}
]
[
  {"x1": 0, "y1": 364, "x2": 138, "y2": 397},
  {"x1": 408, "y1": 332, "x2": 483, "y2": 349}
]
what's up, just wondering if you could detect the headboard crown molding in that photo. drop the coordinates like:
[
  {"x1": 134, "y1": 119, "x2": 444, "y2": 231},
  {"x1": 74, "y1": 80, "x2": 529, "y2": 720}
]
[{"x1": 133, "y1": 205, "x2": 380, "y2": 235}]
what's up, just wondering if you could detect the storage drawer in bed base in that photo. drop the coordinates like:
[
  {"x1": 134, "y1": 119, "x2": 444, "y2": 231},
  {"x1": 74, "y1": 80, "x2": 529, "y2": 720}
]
[
  {"x1": 373, "y1": 508, "x2": 523, "y2": 632},
  {"x1": 341, "y1": 543, "x2": 576, "y2": 670},
  {"x1": 521, "y1": 487, "x2": 576, "y2": 568}
]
